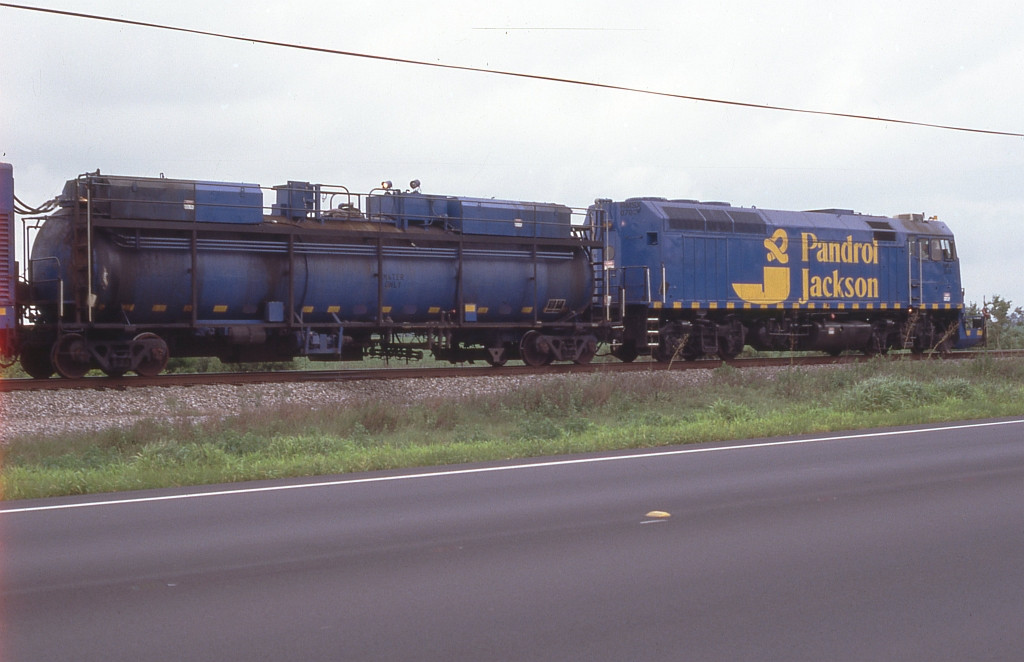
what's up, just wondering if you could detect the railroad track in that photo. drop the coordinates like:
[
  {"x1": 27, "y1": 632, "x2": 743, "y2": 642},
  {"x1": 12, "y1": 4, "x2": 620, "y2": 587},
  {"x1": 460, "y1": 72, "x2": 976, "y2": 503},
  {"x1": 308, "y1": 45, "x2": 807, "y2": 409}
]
[{"x1": 3, "y1": 349, "x2": 1017, "y2": 393}]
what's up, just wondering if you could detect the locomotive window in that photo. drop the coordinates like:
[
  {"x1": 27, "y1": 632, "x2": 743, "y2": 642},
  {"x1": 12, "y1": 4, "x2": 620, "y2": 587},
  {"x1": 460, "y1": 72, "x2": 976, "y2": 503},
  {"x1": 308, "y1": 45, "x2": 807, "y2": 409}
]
[
  {"x1": 647, "y1": 232, "x2": 659, "y2": 246},
  {"x1": 664, "y1": 206, "x2": 705, "y2": 231},
  {"x1": 935, "y1": 238, "x2": 955, "y2": 261},
  {"x1": 727, "y1": 210, "x2": 766, "y2": 233},
  {"x1": 702, "y1": 208, "x2": 733, "y2": 232}
]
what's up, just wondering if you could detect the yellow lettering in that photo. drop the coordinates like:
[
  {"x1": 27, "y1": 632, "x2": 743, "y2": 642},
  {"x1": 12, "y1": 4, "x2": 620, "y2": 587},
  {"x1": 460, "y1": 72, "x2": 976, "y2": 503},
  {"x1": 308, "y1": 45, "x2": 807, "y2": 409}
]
[
  {"x1": 840, "y1": 236, "x2": 854, "y2": 263},
  {"x1": 801, "y1": 232, "x2": 816, "y2": 262},
  {"x1": 802, "y1": 234, "x2": 879, "y2": 265}
]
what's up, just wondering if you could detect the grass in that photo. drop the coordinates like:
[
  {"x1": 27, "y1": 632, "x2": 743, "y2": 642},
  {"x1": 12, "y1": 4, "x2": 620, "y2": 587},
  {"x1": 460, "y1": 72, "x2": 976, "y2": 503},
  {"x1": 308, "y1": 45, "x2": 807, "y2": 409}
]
[{"x1": 4, "y1": 356, "x2": 1024, "y2": 500}]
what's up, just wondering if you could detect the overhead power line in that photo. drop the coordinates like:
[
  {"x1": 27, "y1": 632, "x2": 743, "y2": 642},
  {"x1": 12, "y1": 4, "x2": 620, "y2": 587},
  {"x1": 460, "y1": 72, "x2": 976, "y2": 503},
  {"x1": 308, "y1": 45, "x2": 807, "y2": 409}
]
[{"x1": 3, "y1": 2, "x2": 1022, "y2": 138}]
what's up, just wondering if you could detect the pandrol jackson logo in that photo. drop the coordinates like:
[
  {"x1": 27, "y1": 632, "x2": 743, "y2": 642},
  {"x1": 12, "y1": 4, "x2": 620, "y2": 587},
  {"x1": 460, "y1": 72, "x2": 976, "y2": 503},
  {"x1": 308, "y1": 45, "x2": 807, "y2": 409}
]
[
  {"x1": 732, "y1": 229, "x2": 880, "y2": 305},
  {"x1": 731, "y1": 229, "x2": 791, "y2": 304}
]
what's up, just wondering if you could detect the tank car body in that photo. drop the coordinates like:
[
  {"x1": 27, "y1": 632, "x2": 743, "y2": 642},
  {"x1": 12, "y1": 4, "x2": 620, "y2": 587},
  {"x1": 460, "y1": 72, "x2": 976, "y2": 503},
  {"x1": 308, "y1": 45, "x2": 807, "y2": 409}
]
[
  {"x1": 18, "y1": 171, "x2": 597, "y2": 377},
  {"x1": 591, "y1": 197, "x2": 985, "y2": 361}
]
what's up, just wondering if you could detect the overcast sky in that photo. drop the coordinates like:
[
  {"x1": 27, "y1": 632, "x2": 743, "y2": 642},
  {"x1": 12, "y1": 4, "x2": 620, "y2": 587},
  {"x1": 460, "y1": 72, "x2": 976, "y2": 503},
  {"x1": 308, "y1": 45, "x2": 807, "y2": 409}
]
[{"x1": 3, "y1": 1, "x2": 1023, "y2": 309}]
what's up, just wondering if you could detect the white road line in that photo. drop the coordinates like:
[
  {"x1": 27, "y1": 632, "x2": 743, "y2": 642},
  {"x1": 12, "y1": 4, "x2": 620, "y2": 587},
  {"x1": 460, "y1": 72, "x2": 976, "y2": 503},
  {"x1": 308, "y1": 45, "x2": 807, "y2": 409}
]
[{"x1": 3, "y1": 418, "x2": 1022, "y2": 515}]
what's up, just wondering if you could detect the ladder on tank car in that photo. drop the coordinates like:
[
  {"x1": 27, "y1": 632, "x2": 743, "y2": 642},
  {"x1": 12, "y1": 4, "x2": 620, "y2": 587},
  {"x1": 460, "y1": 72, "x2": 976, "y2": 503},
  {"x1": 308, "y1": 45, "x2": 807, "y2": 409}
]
[
  {"x1": 583, "y1": 204, "x2": 613, "y2": 325},
  {"x1": 68, "y1": 174, "x2": 96, "y2": 325}
]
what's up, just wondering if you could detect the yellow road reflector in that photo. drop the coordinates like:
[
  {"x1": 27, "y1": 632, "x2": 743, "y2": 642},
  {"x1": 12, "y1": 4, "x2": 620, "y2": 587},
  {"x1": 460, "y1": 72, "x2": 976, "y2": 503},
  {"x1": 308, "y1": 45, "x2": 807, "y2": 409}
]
[{"x1": 645, "y1": 511, "x2": 671, "y2": 519}]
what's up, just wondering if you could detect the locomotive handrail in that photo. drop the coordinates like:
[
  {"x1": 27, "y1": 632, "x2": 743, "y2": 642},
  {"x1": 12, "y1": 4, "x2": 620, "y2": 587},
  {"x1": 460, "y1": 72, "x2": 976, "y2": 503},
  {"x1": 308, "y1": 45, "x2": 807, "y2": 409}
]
[
  {"x1": 321, "y1": 185, "x2": 353, "y2": 219},
  {"x1": 618, "y1": 264, "x2": 653, "y2": 304}
]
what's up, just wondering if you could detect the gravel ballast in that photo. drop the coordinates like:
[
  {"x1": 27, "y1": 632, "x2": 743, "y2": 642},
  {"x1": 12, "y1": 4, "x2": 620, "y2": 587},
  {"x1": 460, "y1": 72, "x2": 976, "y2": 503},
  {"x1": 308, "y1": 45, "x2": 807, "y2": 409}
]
[{"x1": 1, "y1": 371, "x2": 716, "y2": 442}]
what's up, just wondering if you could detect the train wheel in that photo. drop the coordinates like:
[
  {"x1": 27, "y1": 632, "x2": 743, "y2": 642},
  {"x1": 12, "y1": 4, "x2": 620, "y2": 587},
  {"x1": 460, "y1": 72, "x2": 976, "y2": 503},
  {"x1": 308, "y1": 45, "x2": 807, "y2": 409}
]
[
  {"x1": 132, "y1": 332, "x2": 169, "y2": 377},
  {"x1": 717, "y1": 338, "x2": 743, "y2": 360},
  {"x1": 520, "y1": 331, "x2": 553, "y2": 367},
  {"x1": 573, "y1": 338, "x2": 598, "y2": 365},
  {"x1": 485, "y1": 345, "x2": 508, "y2": 367},
  {"x1": 653, "y1": 333, "x2": 683, "y2": 363},
  {"x1": 717, "y1": 320, "x2": 745, "y2": 360},
  {"x1": 20, "y1": 345, "x2": 55, "y2": 379},
  {"x1": 50, "y1": 334, "x2": 92, "y2": 379}
]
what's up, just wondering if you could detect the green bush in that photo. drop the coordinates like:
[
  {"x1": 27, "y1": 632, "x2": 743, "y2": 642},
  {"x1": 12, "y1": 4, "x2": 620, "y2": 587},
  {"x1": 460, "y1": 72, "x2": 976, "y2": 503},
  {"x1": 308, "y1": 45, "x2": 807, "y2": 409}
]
[{"x1": 840, "y1": 375, "x2": 928, "y2": 412}]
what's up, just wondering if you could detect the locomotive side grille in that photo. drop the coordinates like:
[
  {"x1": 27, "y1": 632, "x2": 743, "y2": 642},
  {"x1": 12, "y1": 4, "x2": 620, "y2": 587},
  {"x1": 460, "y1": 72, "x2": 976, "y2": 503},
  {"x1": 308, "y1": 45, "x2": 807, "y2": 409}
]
[{"x1": 664, "y1": 207, "x2": 766, "y2": 234}]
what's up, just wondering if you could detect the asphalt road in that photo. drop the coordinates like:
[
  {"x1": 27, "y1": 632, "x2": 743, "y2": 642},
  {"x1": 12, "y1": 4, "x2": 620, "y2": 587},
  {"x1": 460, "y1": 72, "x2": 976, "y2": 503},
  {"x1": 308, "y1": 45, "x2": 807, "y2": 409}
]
[{"x1": 3, "y1": 419, "x2": 1024, "y2": 661}]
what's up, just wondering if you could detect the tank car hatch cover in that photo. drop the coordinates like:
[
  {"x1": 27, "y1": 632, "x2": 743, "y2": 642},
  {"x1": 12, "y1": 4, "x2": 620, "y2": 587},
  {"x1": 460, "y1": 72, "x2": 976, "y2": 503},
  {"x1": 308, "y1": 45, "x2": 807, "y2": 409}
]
[
  {"x1": 194, "y1": 182, "x2": 263, "y2": 224},
  {"x1": 451, "y1": 197, "x2": 572, "y2": 239},
  {"x1": 89, "y1": 175, "x2": 262, "y2": 224},
  {"x1": 366, "y1": 192, "x2": 454, "y2": 229}
]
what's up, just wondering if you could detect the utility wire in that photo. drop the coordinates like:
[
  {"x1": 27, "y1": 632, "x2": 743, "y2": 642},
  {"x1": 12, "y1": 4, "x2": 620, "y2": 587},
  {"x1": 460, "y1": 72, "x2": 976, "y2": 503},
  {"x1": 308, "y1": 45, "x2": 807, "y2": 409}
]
[{"x1": 2, "y1": 2, "x2": 1023, "y2": 138}]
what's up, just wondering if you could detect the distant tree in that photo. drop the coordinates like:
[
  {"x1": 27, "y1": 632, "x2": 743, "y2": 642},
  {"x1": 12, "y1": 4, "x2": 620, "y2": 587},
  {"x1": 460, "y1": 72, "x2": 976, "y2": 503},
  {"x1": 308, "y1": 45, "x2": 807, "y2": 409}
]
[{"x1": 980, "y1": 295, "x2": 1024, "y2": 348}]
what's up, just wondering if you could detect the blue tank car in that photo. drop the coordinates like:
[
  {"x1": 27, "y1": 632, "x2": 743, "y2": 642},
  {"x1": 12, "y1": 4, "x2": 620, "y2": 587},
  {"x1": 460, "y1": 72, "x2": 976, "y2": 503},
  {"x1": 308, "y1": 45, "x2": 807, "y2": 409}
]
[
  {"x1": 591, "y1": 197, "x2": 985, "y2": 361},
  {"x1": 18, "y1": 172, "x2": 598, "y2": 377}
]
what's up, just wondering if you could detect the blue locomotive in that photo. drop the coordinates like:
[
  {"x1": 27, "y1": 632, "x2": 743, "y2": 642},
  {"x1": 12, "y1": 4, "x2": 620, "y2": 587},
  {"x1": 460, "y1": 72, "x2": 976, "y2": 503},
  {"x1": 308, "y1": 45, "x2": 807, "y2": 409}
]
[
  {"x1": 0, "y1": 163, "x2": 984, "y2": 378},
  {"x1": 590, "y1": 197, "x2": 985, "y2": 361}
]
